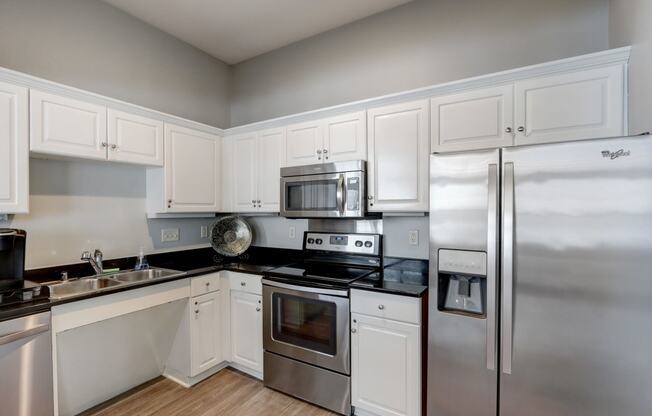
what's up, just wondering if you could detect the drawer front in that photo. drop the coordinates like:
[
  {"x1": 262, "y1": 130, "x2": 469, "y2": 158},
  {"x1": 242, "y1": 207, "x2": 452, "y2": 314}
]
[
  {"x1": 351, "y1": 289, "x2": 421, "y2": 325},
  {"x1": 228, "y1": 272, "x2": 262, "y2": 295},
  {"x1": 191, "y1": 273, "x2": 221, "y2": 297}
]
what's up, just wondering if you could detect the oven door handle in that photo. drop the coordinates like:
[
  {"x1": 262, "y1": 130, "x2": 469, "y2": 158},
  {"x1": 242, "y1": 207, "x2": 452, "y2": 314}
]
[
  {"x1": 336, "y1": 174, "x2": 346, "y2": 214},
  {"x1": 262, "y1": 279, "x2": 349, "y2": 297}
]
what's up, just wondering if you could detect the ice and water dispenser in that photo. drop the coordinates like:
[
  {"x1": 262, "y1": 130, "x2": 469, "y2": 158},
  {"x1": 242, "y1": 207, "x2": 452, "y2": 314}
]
[{"x1": 437, "y1": 249, "x2": 487, "y2": 316}]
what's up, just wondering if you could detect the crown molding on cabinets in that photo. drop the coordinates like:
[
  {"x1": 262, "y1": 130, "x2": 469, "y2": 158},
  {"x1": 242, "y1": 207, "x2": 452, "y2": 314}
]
[
  {"x1": 0, "y1": 66, "x2": 225, "y2": 137},
  {"x1": 224, "y1": 46, "x2": 631, "y2": 136}
]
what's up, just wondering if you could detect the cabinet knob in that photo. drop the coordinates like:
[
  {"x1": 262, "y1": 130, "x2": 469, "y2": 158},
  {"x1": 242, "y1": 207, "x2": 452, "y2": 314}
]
[
  {"x1": 205, "y1": 282, "x2": 210, "y2": 287},
  {"x1": 101, "y1": 142, "x2": 108, "y2": 148},
  {"x1": 195, "y1": 301, "x2": 198, "y2": 305},
  {"x1": 194, "y1": 309, "x2": 199, "y2": 314},
  {"x1": 110, "y1": 144, "x2": 118, "y2": 150},
  {"x1": 378, "y1": 304, "x2": 385, "y2": 310},
  {"x1": 241, "y1": 281, "x2": 246, "y2": 286},
  {"x1": 251, "y1": 200, "x2": 256, "y2": 203},
  {"x1": 351, "y1": 328, "x2": 357, "y2": 333},
  {"x1": 256, "y1": 307, "x2": 261, "y2": 312},
  {"x1": 316, "y1": 149, "x2": 322, "y2": 154},
  {"x1": 505, "y1": 127, "x2": 513, "y2": 133},
  {"x1": 517, "y1": 126, "x2": 525, "y2": 132}
]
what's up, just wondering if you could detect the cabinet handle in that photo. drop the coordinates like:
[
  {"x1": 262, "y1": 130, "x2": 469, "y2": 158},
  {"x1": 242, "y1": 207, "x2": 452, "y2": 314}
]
[
  {"x1": 378, "y1": 304, "x2": 385, "y2": 310},
  {"x1": 505, "y1": 127, "x2": 513, "y2": 133},
  {"x1": 351, "y1": 328, "x2": 357, "y2": 333},
  {"x1": 194, "y1": 309, "x2": 199, "y2": 314},
  {"x1": 517, "y1": 126, "x2": 525, "y2": 132},
  {"x1": 194, "y1": 301, "x2": 198, "y2": 305},
  {"x1": 205, "y1": 282, "x2": 210, "y2": 287},
  {"x1": 241, "y1": 281, "x2": 246, "y2": 286},
  {"x1": 251, "y1": 200, "x2": 256, "y2": 203},
  {"x1": 110, "y1": 144, "x2": 118, "y2": 150},
  {"x1": 101, "y1": 142, "x2": 108, "y2": 148},
  {"x1": 367, "y1": 196, "x2": 373, "y2": 201},
  {"x1": 256, "y1": 307, "x2": 261, "y2": 312},
  {"x1": 316, "y1": 149, "x2": 322, "y2": 154}
]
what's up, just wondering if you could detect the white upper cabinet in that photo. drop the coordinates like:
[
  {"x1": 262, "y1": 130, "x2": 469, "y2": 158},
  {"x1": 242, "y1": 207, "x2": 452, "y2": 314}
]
[
  {"x1": 107, "y1": 109, "x2": 164, "y2": 166},
  {"x1": 232, "y1": 133, "x2": 258, "y2": 212},
  {"x1": 323, "y1": 111, "x2": 367, "y2": 162},
  {"x1": 163, "y1": 123, "x2": 221, "y2": 212},
  {"x1": 514, "y1": 65, "x2": 626, "y2": 145},
  {"x1": 0, "y1": 82, "x2": 28, "y2": 214},
  {"x1": 231, "y1": 128, "x2": 285, "y2": 212},
  {"x1": 431, "y1": 85, "x2": 514, "y2": 152},
  {"x1": 30, "y1": 90, "x2": 107, "y2": 160},
  {"x1": 367, "y1": 100, "x2": 429, "y2": 212},
  {"x1": 257, "y1": 128, "x2": 285, "y2": 212},
  {"x1": 285, "y1": 111, "x2": 367, "y2": 167}
]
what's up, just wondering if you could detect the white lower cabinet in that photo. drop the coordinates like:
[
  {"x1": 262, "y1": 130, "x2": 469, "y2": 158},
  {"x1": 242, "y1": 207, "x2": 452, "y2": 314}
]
[
  {"x1": 351, "y1": 290, "x2": 422, "y2": 416},
  {"x1": 230, "y1": 290, "x2": 263, "y2": 375},
  {"x1": 190, "y1": 290, "x2": 222, "y2": 377}
]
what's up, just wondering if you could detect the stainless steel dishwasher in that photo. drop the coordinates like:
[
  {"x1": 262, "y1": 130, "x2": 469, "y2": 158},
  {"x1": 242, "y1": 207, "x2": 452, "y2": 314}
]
[{"x1": 0, "y1": 311, "x2": 53, "y2": 416}]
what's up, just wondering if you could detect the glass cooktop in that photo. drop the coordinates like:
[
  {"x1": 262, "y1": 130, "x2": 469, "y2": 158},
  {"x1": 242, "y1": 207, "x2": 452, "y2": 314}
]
[{"x1": 264, "y1": 263, "x2": 375, "y2": 287}]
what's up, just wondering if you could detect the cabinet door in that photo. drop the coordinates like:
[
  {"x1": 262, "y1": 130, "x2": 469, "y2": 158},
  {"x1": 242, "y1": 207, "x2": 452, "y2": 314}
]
[
  {"x1": 232, "y1": 133, "x2": 258, "y2": 212},
  {"x1": 351, "y1": 313, "x2": 421, "y2": 416},
  {"x1": 285, "y1": 121, "x2": 323, "y2": 167},
  {"x1": 0, "y1": 82, "x2": 28, "y2": 214},
  {"x1": 191, "y1": 291, "x2": 222, "y2": 377},
  {"x1": 257, "y1": 128, "x2": 285, "y2": 212},
  {"x1": 230, "y1": 291, "x2": 263, "y2": 374},
  {"x1": 431, "y1": 86, "x2": 514, "y2": 152},
  {"x1": 30, "y1": 90, "x2": 107, "y2": 160},
  {"x1": 367, "y1": 100, "x2": 429, "y2": 212},
  {"x1": 514, "y1": 65, "x2": 625, "y2": 145},
  {"x1": 107, "y1": 109, "x2": 163, "y2": 166},
  {"x1": 164, "y1": 123, "x2": 221, "y2": 212},
  {"x1": 323, "y1": 111, "x2": 367, "y2": 162}
]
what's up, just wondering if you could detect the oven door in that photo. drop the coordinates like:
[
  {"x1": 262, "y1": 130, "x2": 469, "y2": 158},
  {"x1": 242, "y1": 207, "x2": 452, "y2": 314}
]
[
  {"x1": 262, "y1": 280, "x2": 350, "y2": 374},
  {"x1": 280, "y1": 171, "x2": 364, "y2": 218}
]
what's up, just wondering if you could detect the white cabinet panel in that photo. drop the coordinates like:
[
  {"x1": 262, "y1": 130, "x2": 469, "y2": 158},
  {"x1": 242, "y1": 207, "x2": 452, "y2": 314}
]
[
  {"x1": 30, "y1": 90, "x2": 107, "y2": 160},
  {"x1": 286, "y1": 122, "x2": 322, "y2": 166},
  {"x1": 257, "y1": 128, "x2": 285, "y2": 212},
  {"x1": 107, "y1": 109, "x2": 163, "y2": 166},
  {"x1": 164, "y1": 123, "x2": 221, "y2": 212},
  {"x1": 514, "y1": 65, "x2": 625, "y2": 145},
  {"x1": 431, "y1": 86, "x2": 514, "y2": 152},
  {"x1": 352, "y1": 313, "x2": 420, "y2": 416},
  {"x1": 323, "y1": 111, "x2": 366, "y2": 162},
  {"x1": 230, "y1": 291, "x2": 263, "y2": 374},
  {"x1": 0, "y1": 82, "x2": 28, "y2": 214},
  {"x1": 232, "y1": 133, "x2": 258, "y2": 212},
  {"x1": 367, "y1": 100, "x2": 429, "y2": 212},
  {"x1": 190, "y1": 291, "x2": 222, "y2": 377}
]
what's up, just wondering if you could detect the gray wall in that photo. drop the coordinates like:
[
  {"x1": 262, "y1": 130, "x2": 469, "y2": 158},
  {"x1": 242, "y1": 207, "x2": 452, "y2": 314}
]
[
  {"x1": 609, "y1": 0, "x2": 652, "y2": 135},
  {"x1": 0, "y1": 0, "x2": 231, "y2": 128},
  {"x1": 230, "y1": 0, "x2": 610, "y2": 125}
]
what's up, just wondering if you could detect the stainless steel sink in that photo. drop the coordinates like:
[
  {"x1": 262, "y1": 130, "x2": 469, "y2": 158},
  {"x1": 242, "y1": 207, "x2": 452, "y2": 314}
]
[
  {"x1": 111, "y1": 268, "x2": 185, "y2": 283},
  {"x1": 48, "y1": 277, "x2": 123, "y2": 299}
]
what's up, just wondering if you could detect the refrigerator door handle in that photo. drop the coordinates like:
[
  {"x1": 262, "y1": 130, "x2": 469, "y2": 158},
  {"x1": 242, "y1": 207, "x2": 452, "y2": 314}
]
[
  {"x1": 486, "y1": 163, "x2": 499, "y2": 371},
  {"x1": 502, "y1": 162, "x2": 515, "y2": 374}
]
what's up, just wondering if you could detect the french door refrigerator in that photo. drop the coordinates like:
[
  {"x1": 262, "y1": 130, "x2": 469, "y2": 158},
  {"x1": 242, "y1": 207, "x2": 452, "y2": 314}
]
[{"x1": 428, "y1": 135, "x2": 652, "y2": 416}]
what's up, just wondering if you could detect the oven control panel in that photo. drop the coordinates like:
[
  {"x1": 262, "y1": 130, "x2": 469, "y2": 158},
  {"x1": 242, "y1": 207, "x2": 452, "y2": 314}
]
[{"x1": 305, "y1": 232, "x2": 381, "y2": 256}]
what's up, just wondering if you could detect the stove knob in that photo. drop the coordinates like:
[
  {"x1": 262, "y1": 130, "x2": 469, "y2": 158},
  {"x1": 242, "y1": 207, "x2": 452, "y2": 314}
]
[
  {"x1": 307, "y1": 238, "x2": 315, "y2": 244},
  {"x1": 315, "y1": 238, "x2": 323, "y2": 245},
  {"x1": 364, "y1": 241, "x2": 373, "y2": 248},
  {"x1": 355, "y1": 241, "x2": 363, "y2": 247}
]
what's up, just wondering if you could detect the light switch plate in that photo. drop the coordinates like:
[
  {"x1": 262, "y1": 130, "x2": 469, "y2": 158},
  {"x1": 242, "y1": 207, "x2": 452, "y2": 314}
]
[
  {"x1": 409, "y1": 230, "x2": 419, "y2": 246},
  {"x1": 161, "y1": 228, "x2": 180, "y2": 242},
  {"x1": 200, "y1": 226, "x2": 208, "y2": 238}
]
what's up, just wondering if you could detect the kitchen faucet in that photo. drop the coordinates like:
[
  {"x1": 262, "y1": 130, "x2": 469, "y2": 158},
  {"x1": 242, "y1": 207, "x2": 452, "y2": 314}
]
[{"x1": 81, "y1": 249, "x2": 104, "y2": 275}]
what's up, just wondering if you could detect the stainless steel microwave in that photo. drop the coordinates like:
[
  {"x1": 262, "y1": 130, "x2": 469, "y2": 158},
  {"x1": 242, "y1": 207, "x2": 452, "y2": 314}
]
[{"x1": 280, "y1": 160, "x2": 366, "y2": 218}]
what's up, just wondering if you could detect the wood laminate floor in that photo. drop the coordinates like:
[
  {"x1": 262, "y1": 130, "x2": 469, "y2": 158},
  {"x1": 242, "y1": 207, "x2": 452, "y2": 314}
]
[{"x1": 84, "y1": 368, "x2": 337, "y2": 416}]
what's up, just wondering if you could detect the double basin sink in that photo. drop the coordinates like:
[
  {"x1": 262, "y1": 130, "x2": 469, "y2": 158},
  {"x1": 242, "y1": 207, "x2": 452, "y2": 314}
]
[{"x1": 47, "y1": 268, "x2": 186, "y2": 300}]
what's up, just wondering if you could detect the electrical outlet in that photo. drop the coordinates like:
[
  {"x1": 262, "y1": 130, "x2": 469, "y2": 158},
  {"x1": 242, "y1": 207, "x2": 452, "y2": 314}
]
[
  {"x1": 200, "y1": 226, "x2": 208, "y2": 238},
  {"x1": 161, "y1": 228, "x2": 180, "y2": 242},
  {"x1": 409, "y1": 230, "x2": 419, "y2": 246},
  {"x1": 288, "y1": 225, "x2": 296, "y2": 239}
]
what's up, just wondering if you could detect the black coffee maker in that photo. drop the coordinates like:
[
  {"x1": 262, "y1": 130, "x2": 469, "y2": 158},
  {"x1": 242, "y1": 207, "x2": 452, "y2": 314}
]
[{"x1": 0, "y1": 228, "x2": 27, "y2": 290}]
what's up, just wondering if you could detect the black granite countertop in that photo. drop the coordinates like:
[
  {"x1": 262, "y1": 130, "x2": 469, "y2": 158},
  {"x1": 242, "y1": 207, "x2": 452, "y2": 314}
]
[
  {"x1": 350, "y1": 257, "x2": 429, "y2": 297},
  {"x1": 1, "y1": 248, "x2": 429, "y2": 322}
]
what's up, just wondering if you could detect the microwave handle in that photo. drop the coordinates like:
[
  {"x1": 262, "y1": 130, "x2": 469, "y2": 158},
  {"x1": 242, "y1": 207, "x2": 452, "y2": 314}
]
[{"x1": 336, "y1": 174, "x2": 346, "y2": 214}]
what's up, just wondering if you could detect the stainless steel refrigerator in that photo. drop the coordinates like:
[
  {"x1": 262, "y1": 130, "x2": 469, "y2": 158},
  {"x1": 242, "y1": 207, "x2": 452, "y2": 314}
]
[{"x1": 428, "y1": 135, "x2": 652, "y2": 416}]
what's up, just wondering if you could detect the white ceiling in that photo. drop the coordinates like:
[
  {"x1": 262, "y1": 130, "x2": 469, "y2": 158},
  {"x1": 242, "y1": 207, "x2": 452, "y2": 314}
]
[{"x1": 104, "y1": 0, "x2": 413, "y2": 64}]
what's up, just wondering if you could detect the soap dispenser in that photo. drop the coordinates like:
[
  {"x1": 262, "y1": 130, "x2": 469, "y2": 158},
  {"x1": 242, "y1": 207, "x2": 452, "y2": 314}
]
[{"x1": 135, "y1": 246, "x2": 149, "y2": 270}]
